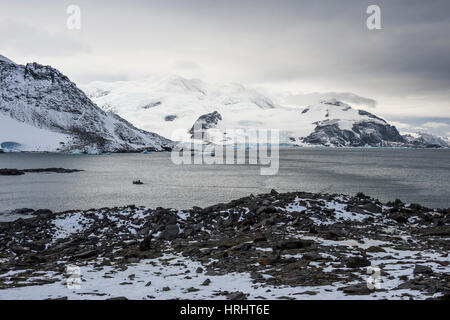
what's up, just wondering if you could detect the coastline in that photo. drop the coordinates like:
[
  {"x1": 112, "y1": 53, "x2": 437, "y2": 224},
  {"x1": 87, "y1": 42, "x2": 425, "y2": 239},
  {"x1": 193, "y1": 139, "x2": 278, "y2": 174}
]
[
  {"x1": 0, "y1": 190, "x2": 448, "y2": 300},
  {"x1": 0, "y1": 144, "x2": 448, "y2": 154}
]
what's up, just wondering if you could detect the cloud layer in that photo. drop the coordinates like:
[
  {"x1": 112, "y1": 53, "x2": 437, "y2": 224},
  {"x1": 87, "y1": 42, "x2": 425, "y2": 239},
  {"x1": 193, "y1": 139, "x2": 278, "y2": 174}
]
[{"x1": 1, "y1": 0, "x2": 449, "y2": 131}]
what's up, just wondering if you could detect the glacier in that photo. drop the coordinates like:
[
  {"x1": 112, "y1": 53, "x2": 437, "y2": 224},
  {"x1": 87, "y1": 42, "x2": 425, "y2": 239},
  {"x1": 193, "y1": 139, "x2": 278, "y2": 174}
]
[{"x1": 83, "y1": 76, "x2": 448, "y2": 148}]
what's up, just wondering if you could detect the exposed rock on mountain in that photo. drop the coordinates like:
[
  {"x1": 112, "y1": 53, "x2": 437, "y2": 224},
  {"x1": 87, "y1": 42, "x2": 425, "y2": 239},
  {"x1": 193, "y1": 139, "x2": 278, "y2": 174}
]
[
  {"x1": 403, "y1": 132, "x2": 449, "y2": 148},
  {"x1": 0, "y1": 56, "x2": 172, "y2": 152},
  {"x1": 0, "y1": 55, "x2": 14, "y2": 64},
  {"x1": 303, "y1": 116, "x2": 405, "y2": 147},
  {"x1": 294, "y1": 99, "x2": 405, "y2": 147},
  {"x1": 189, "y1": 111, "x2": 222, "y2": 139},
  {"x1": 84, "y1": 78, "x2": 446, "y2": 148},
  {"x1": 82, "y1": 76, "x2": 281, "y2": 143},
  {"x1": 164, "y1": 114, "x2": 177, "y2": 122}
]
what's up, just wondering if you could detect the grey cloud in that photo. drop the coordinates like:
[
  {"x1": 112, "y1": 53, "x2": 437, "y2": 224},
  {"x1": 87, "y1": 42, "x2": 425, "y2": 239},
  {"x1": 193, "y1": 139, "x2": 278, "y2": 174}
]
[
  {"x1": 422, "y1": 122, "x2": 449, "y2": 129},
  {"x1": 1, "y1": 0, "x2": 449, "y2": 120},
  {"x1": 172, "y1": 60, "x2": 202, "y2": 71},
  {"x1": 388, "y1": 116, "x2": 450, "y2": 138},
  {"x1": 73, "y1": 71, "x2": 131, "y2": 84},
  {"x1": 0, "y1": 19, "x2": 91, "y2": 57},
  {"x1": 283, "y1": 92, "x2": 377, "y2": 109}
]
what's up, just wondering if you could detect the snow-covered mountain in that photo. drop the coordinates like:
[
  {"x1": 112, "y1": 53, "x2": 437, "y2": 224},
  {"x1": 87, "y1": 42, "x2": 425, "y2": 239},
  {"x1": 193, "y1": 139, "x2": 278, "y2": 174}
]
[
  {"x1": 83, "y1": 76, "x2": 282, "y2": 143},
  {"x1": 84, "y1": 76, "x2": 447, "y2": 148},
  {"x1": 0, "y1": 56, "x2": 173, "y2": 152},
  {"x1": 0, "y1": 55, "x2": 14, "y2": 64},
  {"x1": 296, "y1": 100, "x2": 405, "y2": 147},
  {"x1": 403, "y1": 132, "x2": 449, "y2": 148},
  {"x1": 1, "y1": 55, "x2": 443, "y2": 151}
]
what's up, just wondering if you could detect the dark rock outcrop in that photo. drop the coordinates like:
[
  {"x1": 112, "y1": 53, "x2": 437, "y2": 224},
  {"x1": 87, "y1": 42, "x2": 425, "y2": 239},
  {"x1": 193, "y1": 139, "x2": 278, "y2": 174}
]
[
  {"x1": 303, "y1": 119, "x2": 405, "y2": 147},
  {"x1": 0, "y1": 168, "x2": 83, "y2": 175},
  {"x1": 189, "y1": 111, "x2": 222, "y2": 139}
]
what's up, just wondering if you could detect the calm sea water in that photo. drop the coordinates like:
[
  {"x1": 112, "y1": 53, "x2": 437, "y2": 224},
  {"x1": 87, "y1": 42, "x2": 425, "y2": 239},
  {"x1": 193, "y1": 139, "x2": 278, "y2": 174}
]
[{"x1": 0, "y1": 148, "x2": 449, "y2": 220}]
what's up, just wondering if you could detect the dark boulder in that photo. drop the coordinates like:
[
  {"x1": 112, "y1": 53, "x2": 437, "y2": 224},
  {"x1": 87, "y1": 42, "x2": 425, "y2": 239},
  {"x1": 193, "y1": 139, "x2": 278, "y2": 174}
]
[
  {"x1": 139, "y1": 235, "x2": 152, "y2": 251},
  {"x1": 338, "y1": 284, "x2": 372, "y2": 295},
  {"x1": 346, "y1": 256, "x2": 371, "y2": 268},
  {"x1": 161, "y1": 224, "x2": 179, "y2": 240},
  {"x1": 33, "y1": 209, "x2": 53, "y2": 216},
  {"x1": 227, "y1": 291, "x2": 247, "y2": 300},
  {"x1": 0, "y1": 168, "x2": 24, "y2": 175},
  {"x1": 413, "y1": 265, "x2": 433, "y2": 275},
  {"x1": 274, "y1": 239, "x2": 315, "y2": 250}
]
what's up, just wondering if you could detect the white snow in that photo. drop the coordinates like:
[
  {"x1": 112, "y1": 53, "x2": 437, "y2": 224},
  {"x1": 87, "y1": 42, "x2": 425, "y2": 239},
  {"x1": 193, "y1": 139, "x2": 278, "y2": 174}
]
[
  {"x1": 0, "y1": 55, "x2": 14, "y2": 64},
  {"x1": 52, "y1": 212, "x2": 93, "y2": 241},
  {"x1": 404, "y1": 131, "x2": 449, "y2": 147},
  {"x1": 82, "y1": 77, "x2": 386, "y2": 144},
  {"x1": 0, "y1": 113, "x2": 70, "y2": 151},
  {"x1": 1, "y1": 198, "x2": 448, "y2": 300},
  {"x1": 0, "y1": 60, "x2": 172, "y2": 152},
  {"x1": 280, "y1": 196, "x2": 374, "y2": 225},
  {"x1": 0, "y1": 250, "x2": 446, "y2": 300},
  {"x1": 0, "y1": 253, "x2": 334, "y2": 300}
]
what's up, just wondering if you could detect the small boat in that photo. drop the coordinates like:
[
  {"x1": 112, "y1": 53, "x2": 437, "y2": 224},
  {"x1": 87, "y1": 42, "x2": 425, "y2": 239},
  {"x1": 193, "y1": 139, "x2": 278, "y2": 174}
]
[{"x1": 133, "y1": 180, "x2": 144, "y2": 185}]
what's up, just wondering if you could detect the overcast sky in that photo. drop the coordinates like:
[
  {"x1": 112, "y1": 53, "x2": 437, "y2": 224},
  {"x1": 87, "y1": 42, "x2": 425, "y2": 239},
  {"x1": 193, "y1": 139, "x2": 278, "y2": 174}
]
[{"x1": 1, "y1": 0, "x2": 449, "y2": 136}]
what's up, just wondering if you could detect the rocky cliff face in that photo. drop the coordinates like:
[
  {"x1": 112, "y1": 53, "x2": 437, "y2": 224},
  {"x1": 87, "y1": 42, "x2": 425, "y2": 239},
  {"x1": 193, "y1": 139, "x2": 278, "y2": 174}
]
[
  {"x1": 0, "y1": 57, "x2": 172, "y2": 152},
  {"x1": 294, "y1": 100, "x2": 405, "y2": 147},
  {"x1": 302, "y1": 110, "x2": 406, "y2": 147},
  {"x1": 189, "y1": 111, "x2": 222, "y2": 139},
  {"x1": 403, "y1": 132, "x2": 449, "y2": 148}
]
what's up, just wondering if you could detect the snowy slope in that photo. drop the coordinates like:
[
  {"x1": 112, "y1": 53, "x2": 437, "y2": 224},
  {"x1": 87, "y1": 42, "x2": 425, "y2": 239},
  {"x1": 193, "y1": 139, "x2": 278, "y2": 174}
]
[
  {"x1": 84, "y1": 76, "x2": 284, "y2": 143},
  {"x1": 0, "y1": 55, "x2": 13, "y2": 64},
  {"x1": 84, "y1": 77, "x2": 408, "y2": 146},
  {"x1": 0, "y1": 114, "x2": 70, "y2": 151},
  {"x1": 0, "y1": 56, "x2": 173, "y2": 152}
]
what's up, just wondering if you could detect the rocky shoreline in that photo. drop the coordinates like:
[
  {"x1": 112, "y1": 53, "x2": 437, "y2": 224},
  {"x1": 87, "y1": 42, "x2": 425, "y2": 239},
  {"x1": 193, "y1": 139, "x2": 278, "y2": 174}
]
[
  {"x1": 0, "y1": 168, "x2": 83, "y2": 176},
  {"x1": 0, "y1": 190, "x2": 449, "y2": 300}
]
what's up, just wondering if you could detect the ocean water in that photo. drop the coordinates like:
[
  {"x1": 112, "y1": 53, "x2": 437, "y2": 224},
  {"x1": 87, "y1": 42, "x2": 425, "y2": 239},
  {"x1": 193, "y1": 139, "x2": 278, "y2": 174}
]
[{"x1": 0, "y1": 148, "x2": 449, "y2": 220}]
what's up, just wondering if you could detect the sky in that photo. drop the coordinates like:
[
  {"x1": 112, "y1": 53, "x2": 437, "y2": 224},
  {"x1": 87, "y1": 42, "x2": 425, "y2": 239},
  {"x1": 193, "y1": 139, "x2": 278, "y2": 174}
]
[{"x1": 1, "y1": 0, "x2": 449, "y2": 137}]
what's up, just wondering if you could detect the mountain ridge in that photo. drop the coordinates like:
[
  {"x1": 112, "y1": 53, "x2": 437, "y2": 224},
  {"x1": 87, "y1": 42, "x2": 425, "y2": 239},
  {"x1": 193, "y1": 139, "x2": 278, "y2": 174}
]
[
  {"x1": 0, "y1": 55, "x2": 446, "y2": 151},
  {"x1": 0, "y1": 56, "x2": 173, "y2": 152},
  {"x1": 84, "y1": 77, "x2": 448, "y2": 148}
]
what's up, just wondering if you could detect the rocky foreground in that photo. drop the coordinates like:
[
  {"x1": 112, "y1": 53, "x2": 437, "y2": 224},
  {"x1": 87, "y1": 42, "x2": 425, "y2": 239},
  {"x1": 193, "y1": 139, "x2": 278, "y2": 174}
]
[{"x1": 0, "y1": 190, "x2": 449, "y2": 300}]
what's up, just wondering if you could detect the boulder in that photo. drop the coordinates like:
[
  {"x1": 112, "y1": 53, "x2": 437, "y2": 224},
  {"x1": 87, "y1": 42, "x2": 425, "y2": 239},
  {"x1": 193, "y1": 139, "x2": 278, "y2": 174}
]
[
  {"x1": 227, "y1": 291, "x2": 247, "y2": 300},
  {"x1": 413, "y1": 265, "x2": 433, "y2": 275},
  {"x1": 161, "y1": 224, "x2": 179, "y2": 240},
  {"x1": 346, "y1": 256, "x2": 371, "y2": 268},
  {"x1": 339, "y1": 284, "x2": 372, "y2": 295},
  {"x1": 275, "y1": 239, "x2": 315, "y2": 250},
  {"x1": 139, "y1": 235, "x2": 152, "y2": 251}
]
